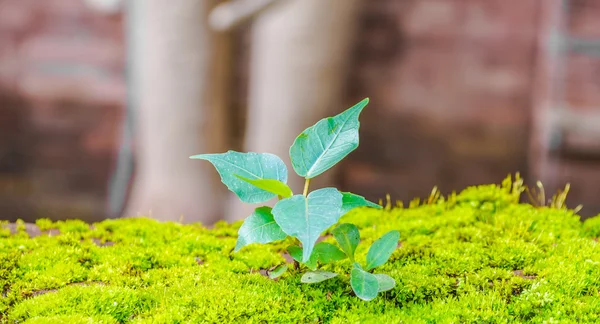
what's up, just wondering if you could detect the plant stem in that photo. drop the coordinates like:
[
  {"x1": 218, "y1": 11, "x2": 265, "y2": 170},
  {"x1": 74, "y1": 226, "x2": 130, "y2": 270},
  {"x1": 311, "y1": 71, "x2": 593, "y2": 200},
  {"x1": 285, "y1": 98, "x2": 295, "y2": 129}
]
[{"x1": 303, "y1": 178, "x2": 311, "y2": 197}]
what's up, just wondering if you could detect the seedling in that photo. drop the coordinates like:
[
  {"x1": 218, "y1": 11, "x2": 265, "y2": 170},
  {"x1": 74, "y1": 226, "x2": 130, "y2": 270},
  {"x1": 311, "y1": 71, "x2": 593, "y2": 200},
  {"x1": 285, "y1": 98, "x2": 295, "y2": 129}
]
[
  {"x1": 191, "y1": 98, "x2": 399, "y2": 300},
  {"x1": 300, "y1": 224, "x2": 399, "y2": 301}
]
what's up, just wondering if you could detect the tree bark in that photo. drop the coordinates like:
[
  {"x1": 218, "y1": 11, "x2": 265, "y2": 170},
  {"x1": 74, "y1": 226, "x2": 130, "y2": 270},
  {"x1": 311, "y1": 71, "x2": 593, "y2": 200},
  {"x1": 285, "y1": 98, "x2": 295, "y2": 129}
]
[
  {"x1": 225, "y1": 0, "x2": 363, "y2": 222},
  {"x1": 123, "y1": 0, "x2": 230, "y2": 223}
]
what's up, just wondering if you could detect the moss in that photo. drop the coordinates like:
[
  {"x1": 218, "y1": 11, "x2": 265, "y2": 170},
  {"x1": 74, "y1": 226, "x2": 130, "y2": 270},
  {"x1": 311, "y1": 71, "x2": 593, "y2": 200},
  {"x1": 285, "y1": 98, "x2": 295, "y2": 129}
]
[
  {"x1": 1, "y1": 179, "x2": 599, "y2": 323},
  {"x1": 582, "y1": 215, "x2": 600, "y2": 239}
]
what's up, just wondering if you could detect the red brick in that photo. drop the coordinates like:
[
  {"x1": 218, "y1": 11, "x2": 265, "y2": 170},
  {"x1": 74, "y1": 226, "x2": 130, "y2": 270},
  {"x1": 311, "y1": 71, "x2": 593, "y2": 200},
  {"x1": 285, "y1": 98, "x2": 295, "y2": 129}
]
[
  {"x1": 375, "y1": 44, "x2": 463, "y2": 118},
  {"x1": 0, "y1": 0, "x2": 125, "y2": 221},
  {"x1": 555, "y1": 162, "x2": 600, "y2": 218},
  {"x1": 566, "y1": 54, "x2": 600, "y2": 110},
  {"x1": 458, "y1": 42, "x2": 533, "y2": 93},
  {"x1": 569, "y1": 0, "x2": 600, "y2": 38},
  {"x1": 0, "y1": 1, "x2": 36, "y2": 33},
  {"x1": 81, "y1": 107, "x2": 123, "y2": 155},
  {"x1": 400, "y1": 0, "x2": 464, "y2": 41},
  {"x1": 17, "y1": 72, "x2": 125, "y2": 106},
  {"x1": 345, "y1": 0, "x2": 537, "y2": 209},
  {"x1": 20, "y1": 36, "x2": 124, "y2": 70},
  {"x1": 366, "y1": 41, "x2": 533, "y2": 124},
  {"x1": 462, "y1": 0, "x2": 538, "y2": 43},
  {"x1": 37, "y1": 0, "x2": 88, "y2": 17}
]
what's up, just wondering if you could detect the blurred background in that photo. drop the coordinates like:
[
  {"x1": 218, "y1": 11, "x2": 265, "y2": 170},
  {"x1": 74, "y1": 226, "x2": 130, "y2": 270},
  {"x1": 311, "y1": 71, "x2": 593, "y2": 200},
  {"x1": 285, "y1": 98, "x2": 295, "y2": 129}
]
[{"x1": 1, "y1": 0, "x2": 599, "y2": 224}]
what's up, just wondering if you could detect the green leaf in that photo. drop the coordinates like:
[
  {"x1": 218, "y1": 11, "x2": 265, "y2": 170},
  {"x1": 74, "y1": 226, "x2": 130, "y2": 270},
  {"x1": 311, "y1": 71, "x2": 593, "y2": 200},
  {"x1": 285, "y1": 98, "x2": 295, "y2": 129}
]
[
  {"x1": 365, "y1": 230, "x2": 400, "y2": 271},
  {"x1": 287, "y1": 245, "x2": 317, "y2": 270},
  {"x1": 332, "y1": 223, "x2": 360, "y2": 262},
  {"x1": 190, "y1": 151, "x2": 288, "y2": 203},
  {"x1": 350, "y1": 267, "x2": 379, "y2": 301},
  {"x1": 287, "y1": 245, "x2": 303, "y2": 263},
  {"x1": 301, "y1": 271, "x2": 338, "y2": 284},
  {"x1": 305, "y1": 256, "x2": 317, "y2": 271},
  {"x1": 286, "y1": 242, "x2": 345, "y2": 269},
  {"x1": 374, "y1": 274, "x2": 396, "y2": 292},
  {"x1": 268, "y1": 264, "x2": 288, "y2": 279},
  {"x1": 289, "y1": 98, "x2": 369, "y2": 179},
  {"x1": 341, "y1": 192, "x2": 382, "y2": 214},
  {"x1": 313, "y1": 242, "x2": 347, "y2": 264},
  {"x1": 234, "y1": 175, "x2": 293, "y2": 198},
  {"x1": 272, "y1": 188, "x2": 343, "y2": 262},
  {"x1": 234, "y1": 207, "x2": 287, "y2": 252}
]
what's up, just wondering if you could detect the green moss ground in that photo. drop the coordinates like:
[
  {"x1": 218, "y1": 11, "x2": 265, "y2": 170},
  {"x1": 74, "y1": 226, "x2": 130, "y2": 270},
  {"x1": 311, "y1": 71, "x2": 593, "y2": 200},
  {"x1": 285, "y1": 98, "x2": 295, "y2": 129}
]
[{"x1": 2, "y1": 178, "x2": 600, "y2": 323}]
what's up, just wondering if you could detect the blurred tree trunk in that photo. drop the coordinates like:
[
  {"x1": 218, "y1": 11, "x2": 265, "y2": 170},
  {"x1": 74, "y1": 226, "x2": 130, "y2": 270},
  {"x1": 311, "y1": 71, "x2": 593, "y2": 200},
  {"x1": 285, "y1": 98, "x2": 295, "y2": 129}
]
[
  {"x1": 123, "y1": 0, "x2": 231, "y2": 223},
  {"x1": 225, "y1": 0, "x2": 363, "y2": 221}
]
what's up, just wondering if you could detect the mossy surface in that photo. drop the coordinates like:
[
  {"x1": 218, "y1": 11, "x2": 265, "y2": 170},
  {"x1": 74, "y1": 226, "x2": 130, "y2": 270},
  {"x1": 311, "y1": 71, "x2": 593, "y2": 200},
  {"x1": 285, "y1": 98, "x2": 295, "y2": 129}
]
[{"x1": 1, "y1": 179, "x2": 600, "y2": 323}]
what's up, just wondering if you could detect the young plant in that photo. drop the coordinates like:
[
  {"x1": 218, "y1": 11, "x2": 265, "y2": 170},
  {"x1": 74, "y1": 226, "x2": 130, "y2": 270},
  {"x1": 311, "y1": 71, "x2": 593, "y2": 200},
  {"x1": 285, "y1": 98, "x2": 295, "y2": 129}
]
[
  {"x1": 190, "y1": 98, "x2": 398, "y2": 300},
  {"x1": 300, "y1": 224, "x2": 400, "y2": 301}
]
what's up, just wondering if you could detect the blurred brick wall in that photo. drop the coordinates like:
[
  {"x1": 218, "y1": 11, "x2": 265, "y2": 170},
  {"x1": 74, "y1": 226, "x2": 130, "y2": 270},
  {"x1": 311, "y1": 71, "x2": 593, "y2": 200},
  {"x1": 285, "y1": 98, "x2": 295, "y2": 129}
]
[
  {"x1": 340, "y1": 0, "x2": 539, "y2": 203},
  {"x1": 1, "y1": 0, "x2": 599, "y2": 221},
  {"x1": 538, "y1": 0, "x2": 600, "y2": 216},
  {"x1": 0, "y1": 0, "x2": 125, "y2": 221}
]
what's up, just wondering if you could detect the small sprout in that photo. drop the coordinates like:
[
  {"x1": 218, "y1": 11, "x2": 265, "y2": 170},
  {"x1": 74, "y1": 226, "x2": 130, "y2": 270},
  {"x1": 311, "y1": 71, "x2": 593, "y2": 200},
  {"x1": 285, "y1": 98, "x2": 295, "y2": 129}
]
[
  {"x1": 426, "y1": 186, "x2": 441, "y2": 205},
  {"x1": 525, "y1": 180, "x2": 582, "y2": 213},
  {"x1": 191, "y1": 98, "x2": 396, "y2": 301}
]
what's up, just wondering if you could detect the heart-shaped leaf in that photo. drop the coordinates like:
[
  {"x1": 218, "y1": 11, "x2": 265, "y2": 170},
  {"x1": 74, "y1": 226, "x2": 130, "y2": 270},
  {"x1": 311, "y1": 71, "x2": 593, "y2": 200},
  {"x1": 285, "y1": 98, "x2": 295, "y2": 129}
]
[
  {"x1": 272, "y1": 188, "x2": 343, "y2": 262},
  {"x1": 365, "y1": 230, "x2": 400, "y2": 271},
  {"x1": 234, "y1": 207, "x2": 287, "y2": 252},
  {"x1": 374, "y1": 274, "x2": 396, "y2": 292},
  {"x1": 301, "y1": 270, "x2": 338, "y2": 284},
  {"x1": 341, "y1": 192, "x2": 382, "y2": 214},
  {"x1": 289, "y1": 98, "x2": 369, "y2": 179},
  {"x1": 268, "y1": 264, "x2": 288, "y2": 279},
  {"x1": 235, "y1": 175, "x2": 293, "y2": 198},
  {"x1": 332, "y1": 223, "x2": 360, "y2": 262},
  {"x1": 190, "y1": 151, "x2": 288, "y2": 203},
  {"x1": 313, "y1": 242, "x2": 347, "y2": 264},
  {"x1": 350, "y1": 267, "x2": 379, "y2": 301}
]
